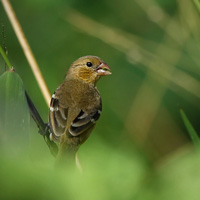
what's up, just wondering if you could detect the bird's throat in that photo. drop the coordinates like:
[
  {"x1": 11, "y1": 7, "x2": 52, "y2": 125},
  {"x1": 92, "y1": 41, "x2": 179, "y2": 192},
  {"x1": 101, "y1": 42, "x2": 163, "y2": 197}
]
[{"x1": 77, "y1": 68, "x2": 97, "y2": 84}]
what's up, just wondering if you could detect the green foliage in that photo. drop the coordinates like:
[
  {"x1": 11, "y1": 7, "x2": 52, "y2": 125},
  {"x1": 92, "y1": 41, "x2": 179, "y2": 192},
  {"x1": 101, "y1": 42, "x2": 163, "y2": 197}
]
[
  {"x1": 0, "y1": 143, "x2": 148, "y2": 200},
  {"x1": 1, "y1": 0, "x2": 200, "y2": 199},
  {"x1": 136, "y1": 149, "x2": 200, "y2": 200},
  {"x1": 193, "y1": 0, "x2": 200, "y2": 14},
  {"x1": 0, "y1": 69, "x2": 30, "y2": 157},
  {"x1": 180, "y1": 109, "x2": 200, "y2": 149}
]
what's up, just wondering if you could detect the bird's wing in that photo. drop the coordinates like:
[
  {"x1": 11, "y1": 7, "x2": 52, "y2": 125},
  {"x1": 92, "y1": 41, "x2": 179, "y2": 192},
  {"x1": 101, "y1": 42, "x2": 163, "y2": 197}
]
[
  {"x1": 49, "y1": 87, "x2": 102, "y2": 138},
  {"x1": 69, "y1": 106, "x2": 102, "y2": 136},
  {"x1": 49, "y1": 93, "x2": 69, "y2": 138}
]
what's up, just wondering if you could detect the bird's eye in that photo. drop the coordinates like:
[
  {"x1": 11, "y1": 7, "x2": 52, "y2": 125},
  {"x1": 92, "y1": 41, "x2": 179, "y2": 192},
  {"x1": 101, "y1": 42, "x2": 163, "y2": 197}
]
[{"x1": 86, "y1": 62, "x2": 93, "y2": 67}]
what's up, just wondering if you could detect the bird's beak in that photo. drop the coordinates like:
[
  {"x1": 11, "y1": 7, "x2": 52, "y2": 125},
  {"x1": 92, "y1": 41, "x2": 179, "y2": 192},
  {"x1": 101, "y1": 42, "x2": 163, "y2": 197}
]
[{"x1": 96, "y1": 62, "x2": 112, "y2": 76}]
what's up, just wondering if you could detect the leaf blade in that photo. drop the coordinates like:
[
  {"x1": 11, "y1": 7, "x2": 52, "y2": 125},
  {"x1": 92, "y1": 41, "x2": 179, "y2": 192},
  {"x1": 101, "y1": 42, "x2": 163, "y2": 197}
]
[{"x1": 180, "y1": 108, "x2": 200, "y2": 149}]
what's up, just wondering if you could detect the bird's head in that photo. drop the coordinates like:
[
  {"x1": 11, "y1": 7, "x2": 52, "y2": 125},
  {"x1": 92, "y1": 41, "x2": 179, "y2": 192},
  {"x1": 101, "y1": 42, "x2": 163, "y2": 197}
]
[{"x1": 67, "y1": 56, "x2": 111, "y2": 84}]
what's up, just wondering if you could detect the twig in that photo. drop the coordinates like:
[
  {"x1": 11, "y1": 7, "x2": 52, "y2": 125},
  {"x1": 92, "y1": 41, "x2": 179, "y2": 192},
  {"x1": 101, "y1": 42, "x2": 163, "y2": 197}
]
[
  {"x1": 1, "y1": 1, "x2": 81, "y2": 169},
  {"x1": 0, "y1": 43, "x2": 12, "y2": 69},
  {"x1": 1, "y1": 0, "x2": 51, "y2": 106},
  {"x1": 0, "y1": 30, "x2": 58, "y2": 157},
  {"x1": 1, "y1": 23, "x2": 7, "y2": 70}
]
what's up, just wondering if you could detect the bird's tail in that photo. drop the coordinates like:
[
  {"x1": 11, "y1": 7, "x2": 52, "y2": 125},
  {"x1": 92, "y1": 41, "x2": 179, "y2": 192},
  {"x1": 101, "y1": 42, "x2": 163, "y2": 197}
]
[{"x1": 25, "y1": 91, "x2": 58, "y2": 157}]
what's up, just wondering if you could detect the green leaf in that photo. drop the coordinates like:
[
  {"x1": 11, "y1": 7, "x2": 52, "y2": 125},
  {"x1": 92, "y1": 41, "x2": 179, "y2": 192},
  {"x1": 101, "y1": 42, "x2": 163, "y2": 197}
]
[
  {"x1": 180, "y1": 109, "x2": 200, "y2": 149},
  {"x1": 0, "y1": 69, "x2": 30, "y2": 157},
  {"x1": 193, "y1": 0, "x2": 200, "y2": 14}
]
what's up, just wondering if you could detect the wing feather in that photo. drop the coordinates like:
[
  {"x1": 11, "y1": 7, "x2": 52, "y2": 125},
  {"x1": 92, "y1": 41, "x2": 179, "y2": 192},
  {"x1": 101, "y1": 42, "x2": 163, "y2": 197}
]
[
  {"x1": 49, "y1": 93, "x2": 68, "y2": 138},
  {"x1": 69, "y1": 108, "x2": 102, "y2": 136},
  {"x1": 49, "y1": 86, "x2": 102, "y2": 141}
]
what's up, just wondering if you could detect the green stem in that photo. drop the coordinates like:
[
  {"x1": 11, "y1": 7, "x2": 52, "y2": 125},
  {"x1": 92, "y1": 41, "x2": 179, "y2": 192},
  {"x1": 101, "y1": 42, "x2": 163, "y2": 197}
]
[
  {"x1": 193, "y1": 0, "x2": 200, "y2": 14},
  {"x1": 180, "y1": 109, "x2": 200, "y2": 149},
  {"x1": 0, "y1": 44, "x2": 12, "y2": 69}
]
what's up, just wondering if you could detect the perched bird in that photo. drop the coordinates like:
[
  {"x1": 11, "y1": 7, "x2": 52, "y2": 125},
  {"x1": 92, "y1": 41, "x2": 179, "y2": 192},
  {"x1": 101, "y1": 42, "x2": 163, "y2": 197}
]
[{"x1": 48, "y1": 55, "x2": 111, "y2": 160}]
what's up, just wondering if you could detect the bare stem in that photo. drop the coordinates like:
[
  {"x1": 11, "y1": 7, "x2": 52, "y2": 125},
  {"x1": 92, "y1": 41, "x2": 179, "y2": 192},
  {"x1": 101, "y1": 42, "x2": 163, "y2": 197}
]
[
  {"x1": 1, "y1": 0, "x2": 51, "y2": 106},
  {"x1": 0, "y1": 44, "x2": 12, "y2": 69}
]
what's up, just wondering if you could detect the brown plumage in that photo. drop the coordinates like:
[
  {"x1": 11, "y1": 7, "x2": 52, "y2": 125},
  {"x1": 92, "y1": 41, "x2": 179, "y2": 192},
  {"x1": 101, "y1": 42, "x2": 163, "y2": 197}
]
[{"x1": 48, "y1": 56, "x2": 111, "y2": 159}]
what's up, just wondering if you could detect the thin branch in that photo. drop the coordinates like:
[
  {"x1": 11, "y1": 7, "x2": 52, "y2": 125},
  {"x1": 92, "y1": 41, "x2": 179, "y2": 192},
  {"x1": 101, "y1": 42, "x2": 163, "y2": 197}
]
[
  {"x1": 1, "y1": 0, "x2": 51, "y2": 106},
  {"x1": 0, "y1": 43, "x2": 12, "y2": 69},
  {"x1": 0, "y1": 38, "x2": 58, "y2": 157}
]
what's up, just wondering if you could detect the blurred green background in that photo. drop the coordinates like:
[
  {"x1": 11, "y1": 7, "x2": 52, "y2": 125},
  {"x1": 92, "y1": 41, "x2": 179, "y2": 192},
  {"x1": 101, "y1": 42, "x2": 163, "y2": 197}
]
[{"x1": 1, "y1": 0, "x2": 200, "y2": 199}]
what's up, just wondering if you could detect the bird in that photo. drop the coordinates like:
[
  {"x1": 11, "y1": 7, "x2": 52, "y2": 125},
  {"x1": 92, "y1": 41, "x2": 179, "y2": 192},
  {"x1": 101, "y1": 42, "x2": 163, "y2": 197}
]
[{"x1": 48, "y1": 55, "x2": 111, "y2": 161}]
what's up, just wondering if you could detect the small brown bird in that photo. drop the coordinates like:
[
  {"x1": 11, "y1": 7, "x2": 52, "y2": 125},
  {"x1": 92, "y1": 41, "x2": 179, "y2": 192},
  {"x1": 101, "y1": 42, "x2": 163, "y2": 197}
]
[{"x1": 48, "y1": 55, "x2": 111, "y2": 160}]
